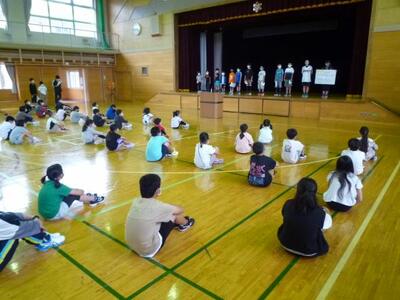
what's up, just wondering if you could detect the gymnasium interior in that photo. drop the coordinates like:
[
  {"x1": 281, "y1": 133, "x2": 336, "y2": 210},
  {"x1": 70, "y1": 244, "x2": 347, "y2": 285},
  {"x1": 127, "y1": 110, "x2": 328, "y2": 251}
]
[{"x1": 0, "y1": 0, "x2": 399, "y2": 299}]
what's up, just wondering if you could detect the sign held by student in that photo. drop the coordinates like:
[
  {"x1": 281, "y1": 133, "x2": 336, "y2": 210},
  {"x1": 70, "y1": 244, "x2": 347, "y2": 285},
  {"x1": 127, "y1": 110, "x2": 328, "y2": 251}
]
[{"x1": 315, "y1": 69, "x2": 337, "y2": 85}]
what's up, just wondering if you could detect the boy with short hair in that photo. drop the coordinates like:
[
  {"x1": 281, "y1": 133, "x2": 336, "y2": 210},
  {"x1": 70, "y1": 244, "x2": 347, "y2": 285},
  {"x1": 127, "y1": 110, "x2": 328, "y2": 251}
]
[
  {"x1": 106, "y1": 104, "x2": 117, "y2": 120},
  {"x1": 248, "y1": 142, "x2": 277, "y2": 187},
  {"x1": 125, "y1": 174, "x2": 195, "y2": 258},
  {"x1": 105, "y1": 124, "x2": 134, "y2": 151},
  {"x1": 0, "y1": 116, "x2": 15, "y2": 141},
  {"x1": 146, "y1": 127, "x2": 177, "y2": 161},
  {"x1": 341, "y1": 138, "x2": 365, "y2": 175},
  {"x1": 9, "y1": 120, "x2": 40, "y2": 144},
  {"x1": 70, "y1": 106, "x2": 87, "y2": 124},
  {"x1": 281, "y1": 128, "x2": 306, "y2": 164},
  {"x1": 93, "y1": 108, "x2": 110, "y2": 127},
  {"x1": 15, "y1": 106, "x2": 34, "y2": 123},
  {"x1": 114, "y1": 109, "x2": 132, "y2": 130}
]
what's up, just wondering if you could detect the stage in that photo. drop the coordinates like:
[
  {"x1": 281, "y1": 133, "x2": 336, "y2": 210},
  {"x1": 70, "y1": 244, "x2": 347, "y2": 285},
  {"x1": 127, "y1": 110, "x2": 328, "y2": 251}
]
[{"x1": 147, "y1": 92, "x2": 399, "y2": 124}]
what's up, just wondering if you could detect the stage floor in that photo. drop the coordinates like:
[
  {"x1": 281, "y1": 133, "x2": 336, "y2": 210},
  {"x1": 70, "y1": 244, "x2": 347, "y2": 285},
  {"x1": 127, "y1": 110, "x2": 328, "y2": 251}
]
[{"x1": 0, "y1": 101, "x2": 399, "y2": 299}]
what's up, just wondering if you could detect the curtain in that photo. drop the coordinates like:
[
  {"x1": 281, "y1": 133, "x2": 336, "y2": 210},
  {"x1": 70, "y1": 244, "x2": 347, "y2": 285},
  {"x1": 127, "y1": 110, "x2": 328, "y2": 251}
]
[
  {"x1": 178, "y1": 27, "x2": 200, "y2": 91},
  {"x1": 5, "y1": 63, "x2": 17, "y2": 94},
  {"x1": 24, "y1": 0, "x2": 32, "y2": 33}
]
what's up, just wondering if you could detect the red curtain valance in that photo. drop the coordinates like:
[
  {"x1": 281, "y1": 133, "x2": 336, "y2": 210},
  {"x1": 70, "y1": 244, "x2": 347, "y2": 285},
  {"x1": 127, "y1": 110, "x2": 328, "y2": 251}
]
[{"x1": 177, "y1": 0, "x2": 365, "y2": 27}]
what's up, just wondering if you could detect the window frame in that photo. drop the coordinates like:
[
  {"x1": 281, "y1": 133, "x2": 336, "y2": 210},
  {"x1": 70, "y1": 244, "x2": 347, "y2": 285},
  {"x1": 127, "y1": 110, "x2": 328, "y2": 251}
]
[{"x1": 29, "y1": 0, "x2": 97, "y2": 39}]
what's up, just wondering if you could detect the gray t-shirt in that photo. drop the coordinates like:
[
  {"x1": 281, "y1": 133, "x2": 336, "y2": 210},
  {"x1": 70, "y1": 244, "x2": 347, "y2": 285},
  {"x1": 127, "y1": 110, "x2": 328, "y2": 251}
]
[
  {"x1": 125, "y1": 198, "x2": 176, "y2": 256},
  {"x1": 9, "y1": 126, "x2": 28, "y2": 144}
]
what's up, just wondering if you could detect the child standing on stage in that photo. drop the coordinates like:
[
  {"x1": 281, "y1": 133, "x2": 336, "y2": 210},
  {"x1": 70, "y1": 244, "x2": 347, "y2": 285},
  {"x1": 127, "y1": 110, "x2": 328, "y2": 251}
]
[
  {"x1": 171, "y1": 110, "x2": 189, "y2": 129},
  {"x1": 358, "y1": 126, "x2": 378, "y2": 161},
  {"x1": 235, "y1": 68, "x2": 242, "y2": 95},
  {"x1": 214, "y1": 69, "x2": 221, "y2": 92},
  {"x1": 142, "y1": 107, "x2": 154, "y2": 126},
  {"x1": 248, "y1": 142, "x2": 277, "y2": 187},
  {"x1": 301, "y1": 60, "x2": 313, "y2": 98},
  {"x1": 235, "y1": 123, "x2": 254, "y2": 154},
  {"x1": 0, "y1": 211, "x2": 65, "y2": 271},
  {"x1": 228, "y1": 69, "x2": 236, "y2": 95},
  {"x1": 194, "y1": 132, "x2": 224, "y2": 169},
  {"x1": 146, "y1": 127, "x2": 176, "y2": 161},
  {"x1": 196, "y1": 72, "x2": 202, "y2": 92},
  {"x1": 284, "y1": 63, "x2": 295, "y2": 97},
  {"x1": 106, "y1": 124, "x2": 134, "y2": 151},
  {"x1": 257, "y1": 66, "x2": 266, "y2": 96},
  {"x1": 258, "y1": 119, "x2": 273, "y2": 144},
  {"x1": 38, "y1": 164, "x2": 104, "y2": 220},
  {"x1": 274, "y1": 64, "x2": 284, "y2": 96},
  {"x1": 281, "y1": 128, "x2": 306, "y2": 164},
  {"x1": 81, "y1": 119, "x2": 106, "y2": 144},
  {"x1": 323, "y1": 155, "x2": 363, "y2": 212},
  {"x1": 341, "y1": 138, "x2": 365, "y2": 175},
  {"x1": 321, "y1": 61, "x2": 332, "y2": 99},
  {"x1": 221, "y1": 72, "x2": 227, "y2": 94},
  {"x1": 125, "y1": 174, "x2": 195, "y2": 258}
]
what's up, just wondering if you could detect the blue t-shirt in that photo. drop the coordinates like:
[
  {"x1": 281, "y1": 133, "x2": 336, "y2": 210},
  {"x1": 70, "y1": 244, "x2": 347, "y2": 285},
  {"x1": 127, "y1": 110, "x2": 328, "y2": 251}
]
[
  {"x1": 106, "y1": 107, "x2": 116, "y2": 119},
  {"x1": 275, "y1": 69, "x2": 284, "y2": 81},
  {"x1": 146, "y1": 136, "x2": 168, "y2": 161},
  {"x1": 9, "y1": 126, "x2": 28, "y2": 144}
]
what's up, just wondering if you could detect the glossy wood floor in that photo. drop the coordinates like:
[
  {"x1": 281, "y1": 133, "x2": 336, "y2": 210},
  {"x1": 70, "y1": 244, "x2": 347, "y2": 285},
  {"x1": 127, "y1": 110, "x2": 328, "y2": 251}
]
[{"x1": 0, "y1": 101, "x2": 399, "y2": 300}]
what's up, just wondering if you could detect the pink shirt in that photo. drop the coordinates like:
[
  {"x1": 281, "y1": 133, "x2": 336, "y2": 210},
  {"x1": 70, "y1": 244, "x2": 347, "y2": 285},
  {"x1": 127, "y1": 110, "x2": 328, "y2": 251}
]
[{"x1": 235, "y1": 132, "x2": 254, "y2": 153}]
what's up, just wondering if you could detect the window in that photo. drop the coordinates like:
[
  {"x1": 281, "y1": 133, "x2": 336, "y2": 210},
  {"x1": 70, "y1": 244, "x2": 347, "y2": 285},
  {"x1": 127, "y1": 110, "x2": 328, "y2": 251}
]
[
  {"x1": 29, "y1": 0, "x2": 97, "y2": 38},
  {"x1": 67, "y1": 71, "x2": 81, "y2": 88},
  {"x1": 0, "y1": 4, "x2": 7, "y2": 30},
  {"x1": 0, "y1": 63, "x2": 13, "y2": 90}
]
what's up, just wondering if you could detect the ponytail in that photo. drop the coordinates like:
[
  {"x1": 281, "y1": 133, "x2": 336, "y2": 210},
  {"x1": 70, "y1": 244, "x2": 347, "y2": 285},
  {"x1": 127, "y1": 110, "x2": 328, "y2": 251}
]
[
  {"x1": 239, "y1": 124, "x2": 248, "y2": 139},
  {"x1": 199, "y1": 132, "x2": 209, "y2": 148},
  {"x1": 43, "y1": 164, "x2": 64, "y2": 189},
  {"x1": 359, "y1": 126, "x2": 369, "y2": 153},
  {"x1": 82, "y1": 119, "x2": 93, "y2": 132},
  {"x1": 260, "y1": 119, "x2": 272, "y2": 130}
]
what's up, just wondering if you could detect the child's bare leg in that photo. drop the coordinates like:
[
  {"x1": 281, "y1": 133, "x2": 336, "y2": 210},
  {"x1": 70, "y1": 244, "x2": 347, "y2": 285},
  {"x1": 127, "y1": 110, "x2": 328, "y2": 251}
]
[
  {"x1": 175, "y1": 213, "x2": 189, "y2": 225},
  {"x1": 79, "y1": 194, "x2": 95, "y2": 203}
]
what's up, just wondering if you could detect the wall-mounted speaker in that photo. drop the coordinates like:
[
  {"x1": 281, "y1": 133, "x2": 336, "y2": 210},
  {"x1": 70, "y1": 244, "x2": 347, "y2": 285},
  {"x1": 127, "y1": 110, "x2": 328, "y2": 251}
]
[{"x1": 151, "y1": 14, "x2": 161, "y2": 37}]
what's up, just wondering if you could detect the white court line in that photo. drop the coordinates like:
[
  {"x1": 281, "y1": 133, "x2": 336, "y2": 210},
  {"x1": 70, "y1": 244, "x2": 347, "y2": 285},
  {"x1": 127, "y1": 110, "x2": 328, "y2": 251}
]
[{"x1": 316, "y1": 160, "x2": 400, "y2": 300}]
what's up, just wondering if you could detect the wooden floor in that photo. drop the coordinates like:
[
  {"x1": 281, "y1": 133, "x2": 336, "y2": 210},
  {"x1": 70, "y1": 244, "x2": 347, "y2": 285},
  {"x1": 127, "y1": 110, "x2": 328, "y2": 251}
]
[{"x1": 0, "y1": 101, "x2": 399, "y2": 300}]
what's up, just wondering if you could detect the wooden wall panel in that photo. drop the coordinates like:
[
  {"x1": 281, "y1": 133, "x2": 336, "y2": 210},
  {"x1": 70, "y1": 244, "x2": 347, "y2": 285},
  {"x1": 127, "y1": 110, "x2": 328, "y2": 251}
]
[
  {"x1": 289, "y1": 101, "x2": 319, "y2": 118},
  {"x1": 115, "y1": 71, "x2": 132, "y2": 102},
  {"x1": 263, "y1": 99, "x2": 290, "y2": 116},
  {"x1": 102, "y1": 68, "x2": 115, "y2": 103},
  {"x1": 239, "y1": 98, "x2": 263, "y2": 114},
  {"x1": 15, "y1": 66, "x2": 40, "y2": 101},
  {"x1": 223, "y1": 97, "x2": 239, "y2": 112},
  {"x1": 85, "y1": 68, "x2": 103, "y2": 104},
  {"x1": 40, "y1": 66, "x2": 58, "y2": 105},
  {"x1": 181, "y1": 95, "x2": 198, "y2": 109}
]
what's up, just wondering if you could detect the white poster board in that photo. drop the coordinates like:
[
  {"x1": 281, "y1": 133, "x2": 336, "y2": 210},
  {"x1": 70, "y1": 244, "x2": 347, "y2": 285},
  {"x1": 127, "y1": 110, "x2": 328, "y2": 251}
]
[{"x1": 315, "y1": 69, "x2": 337, "y2": 85}]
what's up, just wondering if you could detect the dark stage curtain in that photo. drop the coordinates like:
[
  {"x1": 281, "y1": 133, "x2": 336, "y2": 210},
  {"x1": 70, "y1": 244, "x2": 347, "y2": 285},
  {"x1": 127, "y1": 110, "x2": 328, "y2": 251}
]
[
  {"x1": 177, "y1": 0, "x2": 365, "y2": 27},
  {"x1": 178, "y1": 28, "x2": 200, "y2": 91}
]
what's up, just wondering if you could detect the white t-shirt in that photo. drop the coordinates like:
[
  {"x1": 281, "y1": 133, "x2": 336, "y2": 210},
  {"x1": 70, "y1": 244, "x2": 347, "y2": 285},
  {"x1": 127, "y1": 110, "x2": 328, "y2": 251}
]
[
  {"x1": 194, "y1": 143, "x2": 216, "y2": 169},
  {"x1": 142, "y1": 113, "x2": 154, "y2": 125},
  {"x1": 235, "y1": 132, "x2": 254, "y2": 154},
  {"x1": 55, "y1": 109, "x2": 65, "y2": 121},
  {"x1": 323, "y1": 172, "x2": 363, "y2": 206},
  {"x1": 258, "y1": 70, "x2": 266, "y2": 82},
  {"x1": 0, "y1": 121, "x2": 15, "y2": 139},
  {"x1": 46, "y1": 117, "x2": 60, "y2": 131},
  {"x1": 258, "y1": 126, "x2": 273, "y2": 144},
  {"x1": 301, "y1": 65, "x2": 313, "y2": 83},
  {"x1": 281, "y1": 139, "x2": 304, "y2": 164},
  {"x1": 284, "y1": 67, "x2": 294, "y2": 79},
  {"x1": 357, "y1": 137, "x2": 378, "y2": 161},
  {"x1": 171, "y1": 116, "x2": 183, "y2": 128},
  {"x1": 341, "y1": 149, "x2": 365, "y2": 175},
  {"x1": 38, "y1": 84, "x2": 47, "y2": 95}
]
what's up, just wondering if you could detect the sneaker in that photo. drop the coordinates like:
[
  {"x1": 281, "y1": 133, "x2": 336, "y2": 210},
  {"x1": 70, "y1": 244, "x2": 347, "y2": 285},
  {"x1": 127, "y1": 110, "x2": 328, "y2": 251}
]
[
  {"x1": 126, "y1": 143, "x2": 135, "y2": 149},
  {"x1": 171, "y1": 150, "x2": 179, "y2": 157},
  {"x1": 36, "y1": 233, "x2": 65, "y2": 252},
  {"x1": 177, "y1": 217, "x2": 195, "y2": 232},
  {"x1": 183, "y1": 124, "x2": 190, "y2": 129},
  {"x1": 30, "y1": 136, "x2": 41, "y2": 144},
  {"x1": 213, "y1": 158, "x2": 224, "y2": 165},
  {"x1": 89, "y1": 195, "x2": 105, "y2": 207},
  {"x1": 372, "y1": 156, "x2": 378, "y2": 161},
  {"x1": 299, "y1": 155, "x2": 307, "y2": 160}
]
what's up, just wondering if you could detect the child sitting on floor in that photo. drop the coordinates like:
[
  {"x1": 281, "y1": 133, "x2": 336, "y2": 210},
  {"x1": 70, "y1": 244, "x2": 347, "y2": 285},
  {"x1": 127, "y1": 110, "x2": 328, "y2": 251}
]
[
  {"x1": 281, "y1": 128, "x2": 306, "y2": 164},
  {"x1": 235, "y1": 123, "x2": 254, "y2": 154},
  {"x1": 153, "y1": 118, "x2": 168, "y2": 137},
  {"x1": 70, "y1": 106, "x2": 87, "y2": 125},
  {"x1": 145, "y1": 127, "x2": 177, "y2": 161},
  {"x1": 81, "y1": 119, "x2": 106, "y2": 145},
  {"x1": 125, "y1": 174, "x2": 195, "y2": 258},
  {"x1": 358, "y1": 126, "x2": 378, "y2": 161},
  {"x1": 93, "y1": 108, "x2": 110, "y2": 127},
  {"x1": 15, "y1": 106, "x2": 34, "y2": 124},
  {"x1": 38, "y1": 164, "x2": 105, "y2": 220},
  {"x1": 323, "y1": 155, "x2": 363, "y2": 212},
  {"x1": 23, "y1": 100, "x2": 33, "y2": 114},
  {"x1": 35, "y1": 100, "x2": 51, "y2": 119},
  {"x1": 0, "y1": 211, "x2": 66, "y2": 272},
  {"x1": 91, "y1": 102, "x2": 99, "y2": 115},
  {"x1": 106, "y1": 104, "x2": 117, "y2": 120},
  {"x1": 171, "y1": 110, "x2": 189, "y2": 129},
  {"x1": 341, "y1": 138, "x2": 365, "y2": 175},
  {"x1": 105, "y1": 124, "x2": 134, "y2": 151},
  {"x1": 9, "y1": 120, "x2": 40, "y2": 144},
  {"x1": 46, "y1": 111, "x2": 67, "y2": 133},
  {"x1": 55, "y1": 106, "x2": 67, "y2": 122},
  {"x1": 248, "y1": 142, "x2": 277, "y2": 187},
  {"x1": 114, "y1": 109, "x2": 132, "y2": 130},
  {"x1": 194, "y1": 132, "x2": 224, "y2": 169},
  {"x1": 0, "y1": 116, "x2": 15, "y2": 141},
  {"x1": 258, "y1": 119, "x2": 273, "y2": 144},
  {"x1": 142, "y1": 107, "x2": 154, "y2": 126}
]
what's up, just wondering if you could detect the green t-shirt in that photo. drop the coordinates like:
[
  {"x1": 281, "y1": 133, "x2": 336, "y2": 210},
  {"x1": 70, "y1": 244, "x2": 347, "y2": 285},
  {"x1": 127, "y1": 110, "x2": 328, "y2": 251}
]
[{"x1": 38, "y1": 181, "x2": 72, "y2": 219}]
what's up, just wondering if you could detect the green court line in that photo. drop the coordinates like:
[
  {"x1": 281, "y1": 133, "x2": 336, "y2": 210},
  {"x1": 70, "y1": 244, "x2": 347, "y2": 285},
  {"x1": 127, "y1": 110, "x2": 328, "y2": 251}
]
[
  {"x1": 256, "y1": 156, "x2": 383, "y2": 299},
  {"x1": 82, "y1": 220, "x2": 222, "y2": 299},
  {"x1": 125, "y1": 272, "x2": 170, "y2": 299},
  {"x1": 57, "y1": 248, "x2": 125, "y2": 299}
]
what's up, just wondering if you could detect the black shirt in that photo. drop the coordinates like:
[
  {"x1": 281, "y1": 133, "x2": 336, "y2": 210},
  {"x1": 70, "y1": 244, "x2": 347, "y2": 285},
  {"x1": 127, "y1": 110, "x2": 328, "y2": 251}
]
[
  {"x1": 248, "y1": 155, "x2": 276, "y2": 186},
  {"x1": 114, "y1": 115, "x2": 127, "y2": 130},
  {"x1": 29, "y1": 83, "x2": 37, "y2": 95},
  {"x1": 106, "y1": 131, "x2": 121, "y2": 151},
  {"x1": 278, "y1": 200, "x2": 329, "y2": 256},
  {"x1": 93, "y1": 114, "x2": 105, "y2": 127}
]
